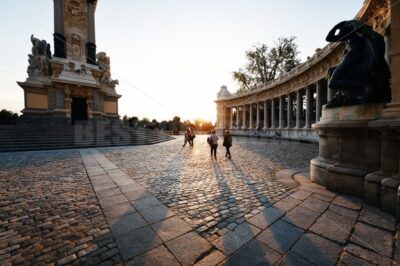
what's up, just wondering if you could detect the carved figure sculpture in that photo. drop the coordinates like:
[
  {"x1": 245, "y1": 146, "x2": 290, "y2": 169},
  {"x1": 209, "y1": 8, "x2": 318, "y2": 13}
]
[
  {"x1": 96, "y1": 52, "x2": 119, "y2": 88},
  {"x1": 27, "y1": 35, "x2": 52, "y2": 76},
  {"x1": 325, "y1": 20, "x2": 391, "y2": 108}
]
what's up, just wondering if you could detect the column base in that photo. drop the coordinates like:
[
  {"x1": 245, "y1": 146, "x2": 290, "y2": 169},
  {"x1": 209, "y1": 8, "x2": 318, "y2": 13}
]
[
  {"x1": 382, "y1": 102, "x2": 400, "y2": 118},
  {"x1": 310, "y1": 157, "x2": 333, "y2": 186},
  {"x1": 381, "y1": 177, "x2": 400, "y2": 214},
  {"x1": 325, "y1": 163, "x2": 368, "y2": 197},
  {"x1": 364, "y1": 171, "x2": 391, "y2": 206}
]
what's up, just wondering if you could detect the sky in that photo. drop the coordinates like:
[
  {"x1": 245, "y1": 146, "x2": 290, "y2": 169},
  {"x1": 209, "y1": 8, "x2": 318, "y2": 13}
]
[{"x1": 0, "y1": 0, "x2": 363, "y2": 123}]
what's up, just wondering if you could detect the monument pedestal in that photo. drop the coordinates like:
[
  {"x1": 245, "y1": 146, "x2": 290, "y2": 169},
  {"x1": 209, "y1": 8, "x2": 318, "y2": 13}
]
[
  {"x1": 364, "y1": 119, "x2": 400, "y2": 214},
  {"x1": 310, "y1": 104, "x2": 383, "y2": 197}
]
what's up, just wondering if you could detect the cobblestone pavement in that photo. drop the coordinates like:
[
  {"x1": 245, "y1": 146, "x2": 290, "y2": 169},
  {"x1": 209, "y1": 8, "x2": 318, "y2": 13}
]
[
  {"x1": 102, "y1": 136, "x2": 318, "y2": 240},
  {"x1": 1, "y1": 136, "x2": 399, "y2": 265},
  {"x1": 0, "y1": 150, "x2": 122, "y2": 265}
]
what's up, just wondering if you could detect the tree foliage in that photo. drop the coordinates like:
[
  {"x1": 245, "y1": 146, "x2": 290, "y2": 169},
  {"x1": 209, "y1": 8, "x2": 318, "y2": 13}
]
[
  {"x1": 0, "y1": 109, "x2": 19, "y2": 124},
  {"x1": 121, "y1": 115, "x2": 214, "y2": 133},
  {"x1": 233, "y1": 36, "x2": 301, "y2": 92}
]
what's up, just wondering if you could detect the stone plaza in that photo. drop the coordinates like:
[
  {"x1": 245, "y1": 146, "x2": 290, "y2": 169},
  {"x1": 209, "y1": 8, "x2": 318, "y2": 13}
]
[
  {"x1": 1, "y1": 136, "x2": 399, "y2": 265},
  {"x1": 2, "y1": 0, "x2": 400, "y2": 264}
]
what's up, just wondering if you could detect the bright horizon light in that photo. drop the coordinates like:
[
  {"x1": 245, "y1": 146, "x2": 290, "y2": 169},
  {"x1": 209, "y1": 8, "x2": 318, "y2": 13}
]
[{"x1": 0, "y1": 0, "x2": 364, "y2": 123}]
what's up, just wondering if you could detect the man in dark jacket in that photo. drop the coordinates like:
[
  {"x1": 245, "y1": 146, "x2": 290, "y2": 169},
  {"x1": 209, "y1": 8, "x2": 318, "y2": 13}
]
[{"x1": 223, "y1": 130, "x2": 232, "y2": 159}]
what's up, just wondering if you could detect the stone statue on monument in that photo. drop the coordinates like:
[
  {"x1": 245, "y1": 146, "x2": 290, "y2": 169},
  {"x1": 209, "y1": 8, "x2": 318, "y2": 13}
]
[
  {"x1": 96, "y1": 52, "x2": 119, "y2": 88},
  {"x1": 325, "y1": 20, "x2": 391, "y2": 108},
  {"x1": 27, "y1": 34, "x2": 52, "y2": 76}
]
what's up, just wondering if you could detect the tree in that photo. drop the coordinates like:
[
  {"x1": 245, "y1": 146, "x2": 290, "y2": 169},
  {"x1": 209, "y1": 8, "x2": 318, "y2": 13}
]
[
  {"x1": 0, "y1": 109, "x2": 19, "y2": 124},
  {"x1": 128, "y1": 116, "x2": 139, "y2": 127},
  {"x1": 172, "y1": 116, "x2": 181, "y2": 132},
  {"x1": 183, "y1": 120, "x2": 194, "y2": 130},
  {"x1": 138, "y1": 117, "x2": 150, "y2": 127},
  {"x1": 233, "y1": 36, "x2": 301, "y2": 92},
  {"x1": 159, "y1": 120, "x2": 169, "y2": 130},
  {"x1": 148, "y1": 119, "x2": 159, "y2": 130}
]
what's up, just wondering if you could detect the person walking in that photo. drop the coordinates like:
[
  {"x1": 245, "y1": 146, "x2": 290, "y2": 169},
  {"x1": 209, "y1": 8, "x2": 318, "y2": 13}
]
[
  {"x1": 223, "y1": 130, "x2": 232, "y2": 159},
  {"x1": 188, "y1": 128, "x2": 195, "y2": 147},
  {"x1": 183, "y1": 128, "x2": 191, "y2": 147},
  {"x1": 209, "y1": 130, "x2": 219, "y2": 159}
]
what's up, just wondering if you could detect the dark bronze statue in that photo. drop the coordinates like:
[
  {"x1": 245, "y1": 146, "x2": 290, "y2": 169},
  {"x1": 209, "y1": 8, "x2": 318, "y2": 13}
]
[{"x1": 325, "y1": 20, "x2": 391, "y2": 108}]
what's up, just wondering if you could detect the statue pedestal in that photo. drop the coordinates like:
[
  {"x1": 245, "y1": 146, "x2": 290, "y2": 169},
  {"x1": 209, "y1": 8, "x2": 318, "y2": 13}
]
[{"x1": 310, "y1": 104, "x2": 384, "y2": 197}]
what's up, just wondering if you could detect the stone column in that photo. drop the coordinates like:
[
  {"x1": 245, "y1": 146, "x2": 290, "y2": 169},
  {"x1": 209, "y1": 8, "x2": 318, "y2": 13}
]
[
  {"x1": 86, "y1": 0, "x2": 97, "y2": 64},
  {"x1": 316, "y1": 81, "x2": 322, "y2": 122},
  {"x1": 384, "y1": 28, "x2": 391, "y2": 64},
  {"x1": 287, "y1": 93, "x2": 292, "y2": 128},
  {"x1": 305, "y1": 87, "x2": 312, "y2": 128},
  {"x1": 383, "y1": 2, "x2": 400, "y2": 118},
  {"x1": 249, "y1": 104, "x2": 253, "y2": 129},
  {"x1": 327, "y1": 78, "x2": 333, "y2": 102},
  {"x1": 279, "y1": 96, "x2": 283, "y2": 128},
  {"x1": 242, "y1": 105, "x2": 246, "y2": 129},
  {"x1": 53, "y1": 0, "x2": 66, "y2": 58},
  {"x1": 236, "y1": 107, "x2": 240, "y2": 129},
  {"x1": 229, "y1": 108, "x2": 234, "y2": 129},
  {"x1": 263, "y1": 101, "x2": 268, "y2": 129},
  {"x1": 271, "y1": 99, "x2": 276, "y2": 128},
  {"x1": 296, "y1": 90, "x2": 302, "y2": 128},
  {"x1": 216, "y1": 103, "x2": 223, "y2": 129},
  {"x1": 256, "y1": 102, "x2": 260, "y2": 129}
]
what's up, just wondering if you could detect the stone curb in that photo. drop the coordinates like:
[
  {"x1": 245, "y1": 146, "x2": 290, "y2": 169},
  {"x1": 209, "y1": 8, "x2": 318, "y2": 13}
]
[{"x1": 276, "y1": 169, "x2": 310, "y2": 189}]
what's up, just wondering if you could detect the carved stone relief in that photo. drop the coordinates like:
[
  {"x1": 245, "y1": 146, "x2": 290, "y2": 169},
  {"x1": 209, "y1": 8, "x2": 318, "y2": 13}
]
[
  {"x1": 64, "y1": 0, "x2": 87, "y2": 30},
  {"x1": 71, "y1": 34, "x2": 82, "y2": 61}
]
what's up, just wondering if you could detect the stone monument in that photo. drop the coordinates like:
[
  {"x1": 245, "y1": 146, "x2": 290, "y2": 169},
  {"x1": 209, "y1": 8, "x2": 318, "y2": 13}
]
[
  {"x1": 18, "y1": 0, "x2": 121, "y2": 125},
  {"x1": 310, "y1": 16, "x2": 395, "y2": 207},
  {"x1": 325, "y1": 20, "x2": 391, "y2": 108}
]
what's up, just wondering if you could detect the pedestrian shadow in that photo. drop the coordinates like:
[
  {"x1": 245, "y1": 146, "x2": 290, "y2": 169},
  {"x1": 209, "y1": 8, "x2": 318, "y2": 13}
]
[
  {"x1": 211, "y1": 159, "x2": 269, "y2": 264},
  {"x1": 211, "y1": 157, "x2": 334, "y2": 265}
]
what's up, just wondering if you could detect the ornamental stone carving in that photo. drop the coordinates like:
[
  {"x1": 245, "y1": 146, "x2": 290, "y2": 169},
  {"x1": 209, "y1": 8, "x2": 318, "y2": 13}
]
[
  {"x1": 27, "y1": 35, "x2": 52, "y2": 76},
  {"x1": 96, "y1": 52, "x2": 119, "y2": 88},
  {"x1": 64, "y1": 0, "x2": 87, "y2": 30}
]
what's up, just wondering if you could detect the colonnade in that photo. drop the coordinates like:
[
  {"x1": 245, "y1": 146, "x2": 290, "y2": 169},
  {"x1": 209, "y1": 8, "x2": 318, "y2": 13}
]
[{"x1": 227, "y1": 79, "x2": 330, "y2": 130}]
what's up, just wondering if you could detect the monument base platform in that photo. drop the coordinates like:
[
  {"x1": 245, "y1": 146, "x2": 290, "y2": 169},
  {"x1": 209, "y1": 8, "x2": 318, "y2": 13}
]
[{"x1": 310, "y1": 103, "x2": 384, "y2": 196}]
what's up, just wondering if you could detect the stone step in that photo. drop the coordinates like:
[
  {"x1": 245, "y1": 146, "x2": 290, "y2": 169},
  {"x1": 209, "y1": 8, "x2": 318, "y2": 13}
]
[
  {"x1": 0, "y1": 140, "x2": 169, "y2": 152},
  {"x1": 0, "y1": 134, "x2": 170, "y2": 142},
  {"x1": 0, "y1": 124, "x2": 174, "y2": 152}
]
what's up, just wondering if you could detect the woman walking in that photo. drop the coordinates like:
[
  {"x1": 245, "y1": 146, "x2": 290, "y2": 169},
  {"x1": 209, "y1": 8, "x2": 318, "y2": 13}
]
[
  {"x1": 223, "y1": 130, "x2": 232, "y2": 159},
  {"x1": 208, "y1": 130, "x2": 219, "y2": 159}
]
